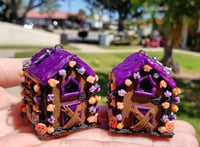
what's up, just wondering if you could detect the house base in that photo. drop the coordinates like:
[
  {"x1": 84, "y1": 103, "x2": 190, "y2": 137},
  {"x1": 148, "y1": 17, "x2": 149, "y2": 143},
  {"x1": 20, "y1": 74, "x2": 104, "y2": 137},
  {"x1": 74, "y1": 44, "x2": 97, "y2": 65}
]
[
  {"x1": 109, "y1": 128, "x2": 174, "y2": 138},
  {"x1": 21, "y1": 112, "x2": 99, "y2": 140}
]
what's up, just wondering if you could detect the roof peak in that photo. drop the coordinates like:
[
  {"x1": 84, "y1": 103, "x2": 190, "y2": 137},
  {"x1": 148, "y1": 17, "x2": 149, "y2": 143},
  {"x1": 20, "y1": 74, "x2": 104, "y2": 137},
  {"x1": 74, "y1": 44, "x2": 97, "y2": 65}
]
[
  {"x1": 24, "y1": 47, "x2": 95, "y2": 86},
  {"x1": 112, "y1": 51, "x2": 176, "y2": 88}
]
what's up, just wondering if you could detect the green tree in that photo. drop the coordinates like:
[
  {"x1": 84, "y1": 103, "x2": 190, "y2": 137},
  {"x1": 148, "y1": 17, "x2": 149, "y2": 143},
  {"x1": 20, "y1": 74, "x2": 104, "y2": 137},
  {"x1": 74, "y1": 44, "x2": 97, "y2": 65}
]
[
  {"x1": 0, "y1": 0, "x2": 64, "y2": 24},
  {"x1": 147, "y1": 0, "x2": 200, "y2": 72},
  {"x1": 0, "y1": 0, "x2": 22, "y2": 22},
  {"x1": 0, "y1": 0, "x2": 9, "y2": 21},
  {"x1": 78, "y1": 9, "x2": 86, "y2": 18},
  {"x1": 85, "y1": 0, "x2": 145, "y2": 32},
  {"x1": 39, "y1": 0, "x2": 60, "y2": 12},
  {"x1": 39, "y1": 0, "x2": 62, "y2": 26}
]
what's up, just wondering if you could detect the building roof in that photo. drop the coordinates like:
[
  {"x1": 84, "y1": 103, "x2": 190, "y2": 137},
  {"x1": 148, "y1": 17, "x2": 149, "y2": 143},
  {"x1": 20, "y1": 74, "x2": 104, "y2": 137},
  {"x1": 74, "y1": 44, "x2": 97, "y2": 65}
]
[
  {"x1": 112, "y1": 51, "x2": 176, "y2": 88},
  {"x1": 26, "y1": 10, "x2": 85, "y2": 20},
  {"x1": 25, "y1": 48, "x2": 95, "y2": 86}
]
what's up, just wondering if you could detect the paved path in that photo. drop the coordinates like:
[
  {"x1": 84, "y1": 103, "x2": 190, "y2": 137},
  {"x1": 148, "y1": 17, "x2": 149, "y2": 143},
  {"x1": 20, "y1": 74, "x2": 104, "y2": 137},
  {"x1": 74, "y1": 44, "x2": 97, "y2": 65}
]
[
  {"x1": 0, "y1": 49, "x2": 17, "y2": 58},
  {"x1": 0, "y1": 21, "x2": 59, "y2": 46},
  {"x1": 70, "y1": 43, "x2": 165, "y2": 53}
]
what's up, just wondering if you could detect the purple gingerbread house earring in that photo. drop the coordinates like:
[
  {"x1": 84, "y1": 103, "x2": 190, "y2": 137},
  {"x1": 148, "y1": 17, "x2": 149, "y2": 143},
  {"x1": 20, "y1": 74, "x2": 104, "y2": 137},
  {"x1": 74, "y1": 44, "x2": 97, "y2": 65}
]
[
  {"x1": 19, "y1": 44, "x2": 101, "y2": 139},
  {"x1": 107, "y1": 50, "x2": 180, "y2": 137}
]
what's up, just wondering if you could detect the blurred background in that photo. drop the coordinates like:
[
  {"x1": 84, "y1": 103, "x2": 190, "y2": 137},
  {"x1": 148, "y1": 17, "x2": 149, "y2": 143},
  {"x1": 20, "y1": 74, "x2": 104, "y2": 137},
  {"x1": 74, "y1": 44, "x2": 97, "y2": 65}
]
[{"x1": 0, "y1": 0, "x2": 200, "y2": 144}]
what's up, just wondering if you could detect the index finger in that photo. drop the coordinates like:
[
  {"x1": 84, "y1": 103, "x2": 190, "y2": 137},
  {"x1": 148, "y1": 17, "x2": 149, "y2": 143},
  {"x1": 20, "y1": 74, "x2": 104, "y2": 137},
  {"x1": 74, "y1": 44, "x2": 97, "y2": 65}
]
[{"x1": 0, "y1": 58, "x2": 25, "y2": 88}]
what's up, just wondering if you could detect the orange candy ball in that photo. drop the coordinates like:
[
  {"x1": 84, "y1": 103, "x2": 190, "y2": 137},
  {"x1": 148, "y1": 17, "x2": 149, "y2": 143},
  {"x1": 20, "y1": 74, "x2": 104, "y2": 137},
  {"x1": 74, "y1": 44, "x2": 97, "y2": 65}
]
[
  {"x1": 88, "y1": 96, "x2": 96, "y2": 104},
  {"x1": 47, "y1": 126, "x2": 55, "y2": 134},
  {"x1": 160, "y1": 80, "x2": 167, "y2": 88},
  {"x1": 20, "y1": 90, "x2": 25, "y2": 97},
  {"x1": 117, "y1": 123, "x2": 124, "y2": 130},
  {"x1": 86, "y1": 76, "x2": 95, "y2": 84},
  {"x1": 171, "y1": 104, "x2": 179, "y2": 112},
  {"x1": 69, "y1": 60, "x2": 76, "y2": 68},
  {"x1": 47, "y1": 104, "x2": 55, "y2": 112},
  {"x1": 117, "y1": 102, "x2": 124, "y2": 110},
  {"x1": 33, "y1": 84, "x2": 40, "y2": 92},
  {"x1": 158, "y1": 126, "x2": 166, "y2": 133},
  {"x1": 173, "y1": 88, "x2": 181, "y2": 95},
  {"x1": 87, "y1": 115, "x2": 98, "y2": 123},
  {"x1": 48, "y1": 79, "x2": 59, "y2": 87},
  {"x1": 110, "y1": 83, "x2": 116, "y2": 90},
  {"x1": 144, "y1": 64, "x2": 153, "y2": 72},
  {"x1": 95, "y1": 96, "x2": 101, "y2": 103},
  {"x1": 161, "y1": 102, "x2": 170, "y2": 109},
  {"x1": 125, "y1": 79, "x2": 132, "y2": 87},
  {"x1": 109, "y1": 73, "x2": 113, "y2": 80}
]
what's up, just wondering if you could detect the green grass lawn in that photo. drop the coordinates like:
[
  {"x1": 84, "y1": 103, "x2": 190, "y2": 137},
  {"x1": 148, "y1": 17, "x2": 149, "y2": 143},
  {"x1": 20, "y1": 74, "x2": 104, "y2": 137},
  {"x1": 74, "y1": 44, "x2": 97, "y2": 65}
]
[
  {"x1": 104, "y1": 45, "x2": 141, "y2": 50},
  {"x1": 15, "y1": 50, "x2": 200, "y2": 144},
  {"x1": 0, "y1": 45, "x2": 79, "y2": 51}
]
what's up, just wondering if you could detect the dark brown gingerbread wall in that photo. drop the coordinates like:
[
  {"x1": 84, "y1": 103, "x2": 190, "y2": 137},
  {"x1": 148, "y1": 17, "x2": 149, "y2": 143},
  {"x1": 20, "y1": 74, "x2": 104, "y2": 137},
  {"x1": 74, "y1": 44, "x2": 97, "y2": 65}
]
[
  {"x1": 122, "y1": 81, "x2": 163, "y2": 129},
  {"x1": 52, "y1": 68, "x2": 88, "y2": 127}
]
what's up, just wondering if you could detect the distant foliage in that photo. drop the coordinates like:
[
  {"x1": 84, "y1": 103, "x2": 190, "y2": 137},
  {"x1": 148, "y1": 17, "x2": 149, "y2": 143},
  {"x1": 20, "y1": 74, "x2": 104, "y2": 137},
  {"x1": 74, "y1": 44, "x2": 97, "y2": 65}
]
[{"x1": 0, "y1": 0, "x2": 64, "y2": 24}]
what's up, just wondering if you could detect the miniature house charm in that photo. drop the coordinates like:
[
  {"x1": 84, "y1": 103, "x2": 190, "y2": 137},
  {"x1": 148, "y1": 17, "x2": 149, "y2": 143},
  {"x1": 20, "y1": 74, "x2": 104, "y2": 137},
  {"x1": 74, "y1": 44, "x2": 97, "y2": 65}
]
[
  {"x1": 19, "y1": 45, "x2": 100, "y2": 139},
  {"x1": 108, "y1": 50, "x2": 180, "y2": 137}
]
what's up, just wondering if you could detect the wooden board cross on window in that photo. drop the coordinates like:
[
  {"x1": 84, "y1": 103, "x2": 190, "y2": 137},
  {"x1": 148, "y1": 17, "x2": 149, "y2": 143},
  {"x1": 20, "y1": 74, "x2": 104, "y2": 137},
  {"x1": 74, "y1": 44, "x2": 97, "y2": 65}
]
[
  {"x1": 61, "y1": 104, "x2": 83, "y2": 129},
  {"x1": 130, "y1": 107, "x2": 154, "y2": 132}
]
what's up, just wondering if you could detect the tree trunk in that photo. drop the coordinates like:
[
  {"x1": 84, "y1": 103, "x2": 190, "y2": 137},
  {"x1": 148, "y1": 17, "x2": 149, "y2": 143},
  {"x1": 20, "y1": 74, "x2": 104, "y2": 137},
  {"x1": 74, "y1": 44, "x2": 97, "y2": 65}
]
[
  {"x1": 10, "y1": 0, "x2": 19, "y2": 23},
  {"x1": 161, "y1": 44, "x2": 180, "y2": 73},
  {"x1": 19, "y1": 0, "x2": 34, "y2": 25},
  {"x1": 118, "y1": 12, "x2": 126, "y2": 32},
  {"x1": 118, "y1": 18, "x2": 124, "y2": 32}
]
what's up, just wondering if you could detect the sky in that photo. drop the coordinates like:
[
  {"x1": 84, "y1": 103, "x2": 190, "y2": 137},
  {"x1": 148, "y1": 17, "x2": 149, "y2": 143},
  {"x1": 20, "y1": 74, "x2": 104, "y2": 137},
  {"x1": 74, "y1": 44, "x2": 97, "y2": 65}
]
[
  {"x1": 59, "y1": 0, "x2": 118, "y2": 19},
  {"x1": 28, "y1": 0, "x2": 118, "y2": 19},
  {"x1": 59, "y1": 0, "x2": 90, "y2": 14}
]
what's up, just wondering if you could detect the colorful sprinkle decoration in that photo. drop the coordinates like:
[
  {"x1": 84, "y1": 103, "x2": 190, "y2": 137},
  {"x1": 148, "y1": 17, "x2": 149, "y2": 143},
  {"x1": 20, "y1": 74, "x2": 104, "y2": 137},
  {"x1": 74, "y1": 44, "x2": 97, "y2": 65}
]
[
  {"x1": 125, "y1": 79, "x2": 132, "y2": 87},
  {"x1": 161, "y1": 102, "x2": 170, "y2": 109},
  {"x1": 69, "y1": 60, "x2": 76, "y2": 68},
  {"x1": 173, "y1": 88, "x2": 181, "y2": 95},
  {"x1": 48, "y1": 79, "x2": 59, "y2": 87},
  {"x1": 133, "y1": 72, "x2": 141, "y2": 79},
  {"x1": 143, "y1": 64, "x2": 153, "y2": 72},
  {"x1": 164, "y1": 90, "x2": 172, "y2": 97},
  {"x1": 118, "y1": 89, "x2": 127, "y2": 97},
  {"x1": 160, "y1": 80, "x2": 167, "y2": 88}
]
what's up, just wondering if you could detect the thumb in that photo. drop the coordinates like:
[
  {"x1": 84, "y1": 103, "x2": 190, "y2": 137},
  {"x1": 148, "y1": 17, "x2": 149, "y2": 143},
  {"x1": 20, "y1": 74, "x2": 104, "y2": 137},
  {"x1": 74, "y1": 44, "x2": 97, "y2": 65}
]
[
  {"x1": 0, "y1": 87, "x2": 21, "y2": 109},
  {"x1": 38, "y1": 139, "x2": 144, "y2": 147}
]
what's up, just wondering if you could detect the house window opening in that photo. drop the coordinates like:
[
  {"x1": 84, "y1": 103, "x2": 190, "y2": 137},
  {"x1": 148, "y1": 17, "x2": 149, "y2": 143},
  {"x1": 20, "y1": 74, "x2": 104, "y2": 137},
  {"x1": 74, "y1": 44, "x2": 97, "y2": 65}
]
[
  {"x1": 61, "y1": 76, "x2": 81, "y2": 99},
  {"x1": 139, "y1": 78, "x2": 153, "y2": 93},
  {"x1": 135, "y1": 75, "x2": 156, "y2": 97},
  {"x1": 64, "y1": 80, "x2": 79, "y2": 93}
]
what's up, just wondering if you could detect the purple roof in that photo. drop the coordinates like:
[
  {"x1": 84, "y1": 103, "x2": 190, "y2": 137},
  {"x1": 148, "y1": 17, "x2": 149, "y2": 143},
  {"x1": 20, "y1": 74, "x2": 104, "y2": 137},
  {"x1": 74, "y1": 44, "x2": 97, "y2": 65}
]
[
  {"x1": 25, "y1": 48, "x2": 95, "y2": 86},
  {"x1": 112, "y1": 52, "x2": 176, "y2": 88}
]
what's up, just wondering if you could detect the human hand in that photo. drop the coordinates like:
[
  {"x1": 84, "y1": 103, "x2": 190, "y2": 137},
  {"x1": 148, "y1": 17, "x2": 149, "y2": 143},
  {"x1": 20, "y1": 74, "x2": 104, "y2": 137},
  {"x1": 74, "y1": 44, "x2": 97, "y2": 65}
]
[{"x1": 0, "y1": 58, "x2": 198, "y2": 147}]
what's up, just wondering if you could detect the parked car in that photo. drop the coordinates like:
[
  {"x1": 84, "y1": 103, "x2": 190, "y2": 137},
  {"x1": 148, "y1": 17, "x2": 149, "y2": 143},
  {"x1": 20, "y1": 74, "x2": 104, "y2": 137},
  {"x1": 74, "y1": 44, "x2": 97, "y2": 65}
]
[
  {"x1": 23, "y1": 23, "x2": 34, "y2": 30},
  {"x1": 144, "y1": 40, "x2": 160, "y2": 47}
]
